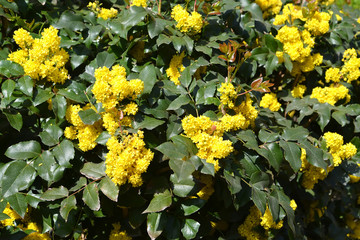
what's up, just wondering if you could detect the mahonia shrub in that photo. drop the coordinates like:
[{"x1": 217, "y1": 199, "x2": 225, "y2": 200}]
[{"x1": 0, "y1": 0, "x2": 360, "y2": 239}]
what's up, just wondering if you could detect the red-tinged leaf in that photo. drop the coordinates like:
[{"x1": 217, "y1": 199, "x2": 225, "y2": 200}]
[
  {"x1": 218, "y1": 55, "x2": 228, "y2": 61},
  {"x1": 228, "y1": 51, "x2": 237, "y2": 62},
  {"x1": 219, "y1": 43, "x2": 228, "y2": 53},
  {"x1": 208, "y1": 11, "x2": 221, "y2": 15},
  {"x1": 262, "y1": 80, "x2": 274, "y2": 88},
  {"x1": 229, "y1": 40, "x2": 241, "y2": 49},
  {"x1": 251, "y1": 78, "x2": 263, "y2": 89}
]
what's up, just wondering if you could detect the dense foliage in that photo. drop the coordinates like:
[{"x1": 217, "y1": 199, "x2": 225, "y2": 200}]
[{"x1": 1, "y1": 0, "x2": 360, "y2": 239}]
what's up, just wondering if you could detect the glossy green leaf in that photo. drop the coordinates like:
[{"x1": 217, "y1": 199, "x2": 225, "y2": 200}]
[
  {"x1": 140, "y1": 64, "x2": 157, "y2": 94},
  {"x1": 78, "y1": 109, "x2": 101, "y2": 125},
  {"x1": 34, "y1": 150, "x2": 57, "y2": 182},
  {"x1": 96, "y1": 51, "x2": 117, "y2": 68},
  {"x1": 181, "y1": 198, "x2": 206, "y2": 216},
  {"x1": 41, "y1": 186, "x2": 69, "y2": 201},
  {"x1": 252, "y1": 188, "x2": 267, "y2": 214},
  {"x1": 148, "y1": 18, "x2": 169, "y2": 39},
  {"x1": 39, "y1": 124, "x2": 63, "y2": 146},
  {"x1": 264, "y1": 34, "x2": 278, "y2": 52},
  {"x1": 33, "y1": 88, "x2": 53, "y2": 106},
  {"x1": 167, "y1": 95, "x2": 191, "y2": 110},
  {"x1": 54, "y1": 10, "x2": 86, "y2": 31},
  {"x1": 282, "y1": 126, "x2": 309, "y2": 141},
  {"x1": 7, "y1": 193, "x2": 27, "y2": 218},
  {"x1": 5, "y1": 140, "x2": 41, "y2": 160},
  {"x1": 156, "y1": 142, "x2": 186, "y2": 160},
  {"x1": 120, "y1": 6, "x2": 148, "y2": 29},
  {"x1": 4, "y1": 111, "x2": 23, "y2": 132},
  {"x1": 82, "y1": 182, "x2": 100, "y2": 211},
  {"x1": 224, "y1": 170, "x2": 242, "y2": 194},
  {"x1": 60, "y1": 196, "x2": 76, "y2": 221},
  {"x1": 143, "y1": 190, "x2": 172, "y2": 213},
  {"x1": 52, "y1": 95, "x2": 67, "y2": 120},
  {"x1": 250, "y1": 171, "x2": 270, "y2": 190},
  {"x1": 80, "y1": 162, "x2": 106, "y2": 180},
  {"x1": 147, "y1": 212, "x2": 165, "y2": 240},
  {"x1": 300, "y1": 141, "x2": 326, "y2": 170},
  {"x1": 99, "y1": 176, "x2": 119, "y2": 202},
  {"x1": 0, "y1": 60, "x2": 24, "y2": 77},
  {"x1": 181, "y1": 218, "x2": 200, "y2": 239},
  {"x1": 133, "y1": 116, "x2": 165, "y2": 130},
  {"x1": 279, "y1": 140, "x2": 302, "y2": 172},
  {"x1": 258, "y1": 129, "x2": 278, "y2": 143},
  {"x1": 52, "y1": 140, "x2": 74, "y2": 168},
  {"x1": 263, "y1": 142, "x2": 283, "y2": 171},
  {"x1": 2, "y1": 79, "x2": 16, "y2": 98},
  {"x1": 95, "y1": 131, "x2": 111, "y2": 145},
  {"x1": 18, "y1": 76, "x2": 33, "y2": 97}
]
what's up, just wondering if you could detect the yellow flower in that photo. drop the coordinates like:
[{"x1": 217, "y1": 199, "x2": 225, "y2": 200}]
[
  {"x1": 131, "y1": 0, "x2": 147, "y2": 7},
  {"x1": 218, "y1": 82, "x2": 237, "y2": 108},
  {"x1": 260, "y1": 205, "x2": 283, "y2": 230},
  {"x1": 171, "y1": 5, "x2": 203, "y2": 34},
  {"x1": 98, "y1": 7, "x2": 118, "y2": 20},
  {"x1": 255, "y1": 0, "x2": 282, "y2": 18},
  {"x1": 166, "y1": 52, "x2": 185, "y2": 85},
  {"x1": 310, "y1": 84, "x2": 350, "y2": 105},
  {"x1": 109, "y1": 223, "x2": 132, "y2": 240},
  {"x1": 260, "y1": 93, "x2": 281, "y2": 111},
  {"x1": 291, "y1": 84, "x2": 306, "y2": 98}
]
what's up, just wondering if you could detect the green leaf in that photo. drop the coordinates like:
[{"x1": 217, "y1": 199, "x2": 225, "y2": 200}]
[
  {"x1": 78, "y1": 109, "x2": 101, "y2": 125},
  {"x1": 69, "y1": 177, "x2": 87, "y2": 192},
  {"x1": 39, "y1": 124, "x2": 63, "y2": 146},
  {"x1": 4, "y1": 111, "x2": 23, "y2": 132},
  {"x1": 41, "y1": 186, "x2": 69, "y2": 201},
  {"x1": 282, "y1": 127, "x2": 309, "y2": 141},
  {"x1": 332, "y1": 110, "x2": 349, "y2": 127},
  {"x1": 143, "y1": 190, "x2": 172, "y2": 213},
  {"x1": 80, "y1": 162, "x2": 106, "y2": 180},
  {"x1": 171, "y1": 135, "x2": 198, "y2": 156},
  {"x1": 0, "y1": 213, "x2": 10, "y2": 221},
  {"x1": 82, "y1": 182, "x2": 100, "y2": 211},
  {"x1": 5, "y1": 140, "x2": 41, "y2": 160},
  {"x1": 251, "y1": 47, "x2": 269, "y2": 64},
  {"x1": 156, "y1": 142, "x2": 186, "y2": 160},
  {"x1": 0, "y1": 60, "x2": 24, "y2": 78},
  {"x1": 250, "y1": 171, "x2": 270, "y2": 190},
  {"x1": 52, "y1": 95, "x2": 67, "y2": 120},
  {"x1": 265, "y1": 54, "x2": 279, "y2": 76},
  {"x1": 54, "y1": 10, "x2": 86, "y2": 31},
  {"x1": 181, "y1": 218, "x2": 200, "y2": 239},
  {"x1": 18, "y1": 76, "x2": 33, "y2": 97},
  {"x1": 199, "y1": 159, "x2": 215, "y2": 176},
  {"x1": 172, "y1": 36, "x2": 186, "y2": 52},
  {"x1": 99, "y1": 176, "x2": 119, "y2": 202},
  {"x1": 258, "y1": 129, "x2": 278, "y2": 143},
  {"x1": 120, "y1": 6, "x2": 148, "y2": 29},
  {"x1": 96, "y1": 131, "x2": 111, "y2": 145},
  {"x1": 7, "y1": 193, "x2": 27, "y2": 218},
  {"x1": 252, "y1": 188, "x2": 267, "y2": 214},
  {"x1": 147, "y1": 212, "x2": 165, "y2": 240},
  {"x1": 263, "y1": 142, "x2": 283, "y2": 171},
  {"x1": 148, "y1": 18, "x2": 169, "y2": 39},
  {"x1": 2, "y1": 79, "x2": 16, "y2": 98},
  {"x1": 181, "y1": 198, "x2": 206, "y2": 216},
  {"x1": 179, "y1": 67, "x2": 192, "y2": 88},
  {"x1": 268, "y1": 195, "x2": 280, "y2": 223},
  {"x1": 283, "y1": 53, "x2": 293, "y2": 72},
  {"x1": 224, "y1": 170, "x2": 242, "y2": 194},
  {"x1": 156, "y1": 34, "x2": 171, "y2": 46},
  {"x1": 33, "y1": 88, "x2": 53, "y2": 106},
  {"x1": 313, "y1": 104, "x2": 331, "y2": 131},
  {"x1": 57, "y1": 81, "x2": 87, "y2": 103},
  {"x1": 26, "y1": 193, "x2": 42, "y2": 208},
  {"x1": 84, "y1": 25, "x2": 103, "y2": 48},
  {"x1": 264, "y1": 34, "x2": 278, "y2": 52},
  {"x1": 279, "y1": 140, "x2": 302, "y2": 172},
  {"x1": 167, "y1": 95, "x2": 191, "y2": 110},
  {"x1": 34, "y1": 151, "x2": 57, "y2": 182},
  {"x1": 60, "y1": 196, "x2": 76, "y2": 221},
  {"x1": 300, "y1": 141, "x2": 326, "y2": 170},
  {"x1": 243, "y1": 2, "x2": 263, "y2": 20},
  {"x1": 183, "y1": 35, "x2": 194, "y2": 55},
  {"x1": 140, "y1": 64, "x2": 157, "y2": 94},
  {"x1": 169, "y1": 158, "x2": 196, "y2": 197},
  {"x1": 96, "y1": 51, "x2": 116, "y2": 68},
  {"x1": 52, "y1": 140, "x2": 74, "y2": 168},
  {"x1": 133, "y1": 116, "x2": 165, "y2": 130}
]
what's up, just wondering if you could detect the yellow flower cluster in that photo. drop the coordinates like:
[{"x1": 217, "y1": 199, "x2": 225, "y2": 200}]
[
  {"x1": 64, "y1": 104, "x2": 102, "y2": 152},
  {"x1": 301, "y1": 133, "x2": 357, "y2": 189},
  {"x1": 88, "y1": 2, "x2": 118, "y2": 20},
  {"x1": 131, "y1": 0, "x2": 147, "y2": 7},
  {"x1": 109, "y1": 223, "x2": 132, "y2": 240},
  {"x1": 310, "y1": 84, "x2": 350, "y2": 105},
  {"x1": 166, "y1": 52, "x2": 185, "y2": 85},
  {"x1": 291, "y1": 84, "x2": 306, "y2": 98},
  {"x1": 92, "y1": 65, "x2": 143, "y2": 133},
  {"x1": 1, "y1": 205, "x2": 50, "y2": 240},
  {"x1": 105, "y1": 131, "x2": 154, "y2": 187},
  {"x1": 260, "y1": 205, "x2": 283, "y2": 230},
  {"x1": 346, "y1": 214, "x2": 360, "y2": 239},
  {"x1": 218, "y1": 83, "x2": 259, "y2": 130},
  {"x1": 274, "y1": 4, "x2": 331, "y2": 36},
  {"x1": 325, "y1": 49, "x2": 360, "y2": 84},
  {"x1": 218, "y1": 82, "x2": 237, "y2": 109},
  {"x1": 275, "y1": 25, "x2": 323, "y2": 74},
  {"x1": 8, "y1": 26, "x2": 69, "y2": 84},
  {"x1": 182, "y1": 115, "x2": 233, "y2": 172},
  {"x1": 255, "y1": 0, "x2": 282, "y2": 18},
  {"x1": 237, "y1": 205, "x2": 265, "y2": 240},
  {"x1": 193, "y1": 172, "x2": 214, "y2": 200},
  {"x1": 171, "y1": 5, "x2": 203, "y2": 34},
  {"x1": 259, "y1": 93, "x2": 281, "y2": 111}
]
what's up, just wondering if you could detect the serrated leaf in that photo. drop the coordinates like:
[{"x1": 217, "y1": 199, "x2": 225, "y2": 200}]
[
  {"x1": 252, "y1": 188, "x2": 267, "y2": 215},
  {"x1": 39, "y1": 124, "x2": 63, "y2": 146},
  {"x1": 181, "y1": 218, "x2": 200, "y2": 239},
  {"x1": 34, "y1": 150, "x2": 57, "y2": 182},
  {"x1": 4, "y1": 111, "x2": 23, "y2": 132},
  {"x1": 140, "y1": 64, "x2": 157, "y2": 94},
  {"x1": 279, "y1": 140, "x2": 302, "y2": 172},
  {"x1": 7, "y1": 193, "x2": 27, "y2": 218},
  {"x1": 80, "y1": 162, "x2": 106, "y2": 180},
  {"x1": 5, "y1": 140, "x2": 41, "y2": 160},
  {"x1": 156, "y1": 142, "x2": 186, "y2": 160},
  {"x1": 263, "y1": 142, "x2": 283, "y2": 171},
  {"x1": 78, "y1": 109, "x2": 101, "y2": 125},
  {"x1": 41, "y1": 186, "x2": 69, "y2": 201},
  {"x1": 95, "y1": 131, "x2": 111, "y2": 145},
  {"x1": 224, "y1": 170, "x2": 242, "y2": 194},
  {"x1": 82, "y1": 182, "x2": 100, "y2": 211},
  {"x1": 300, "y1": 141, "x2": 326, "y2": 170},
  {"x1": 133, "y1": 116, "x2": 165, "y2": 130},
  {"x1": 2, "y1": 79, "x2": 16, "y2": 98},
  {"x1": 52, "y1": 140, "x2": 74, "y2": 168},
  {"x1": 33, "y1": 88, "x2": 53, "y2": 106},
  {"x1": 147, "y1": 212, "x2": 165, "y2": 240},
  {"x1": 258, "y1": 129, "x2": 278, "y2": 143},
  {"x1": 96, "y1": 51, "x2": 116, "y2": 68},
  {"x1": 148, "y1": 18, "x2": 168, "y2": 39},
  {"x1": 99, "y1": 176, "x2": 119, "y2": 202},
  {"x1": 181, "y1": 198, "x2": 206, "y2": 216},
  {"x1": 282, "y1": 127, "x2": 309, "y2": 141},
  {"x1": 18, "y1": 76, "x2": 33, "y2": 97},
  {"x1": 60, "y1": 196, "x2": 76, "y2": 221},
  {"x1": 143, "y1": 190, "x2": 172, "y2": 213},
  {"x1": 250, "y1": 171, "x2": 270, "y2": 190},
  {"x1": 167, "y1": 95, "x2": 191, "y2": 110},
  {"x1": 0, "y1": 60, "x2": 24, "y2": 77},
  {"x1": 52, "y1": 95, "x2": 67, "y2": 120},
  {"x1": 70, "y1": 177, "x2": 87, "y2": 192},
  {"x1": 179, "y1": 67, "x2": 192, "y2": 88},
  {"x1": 120, "y1": 6, "x2": 148, "y2": 29}
]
